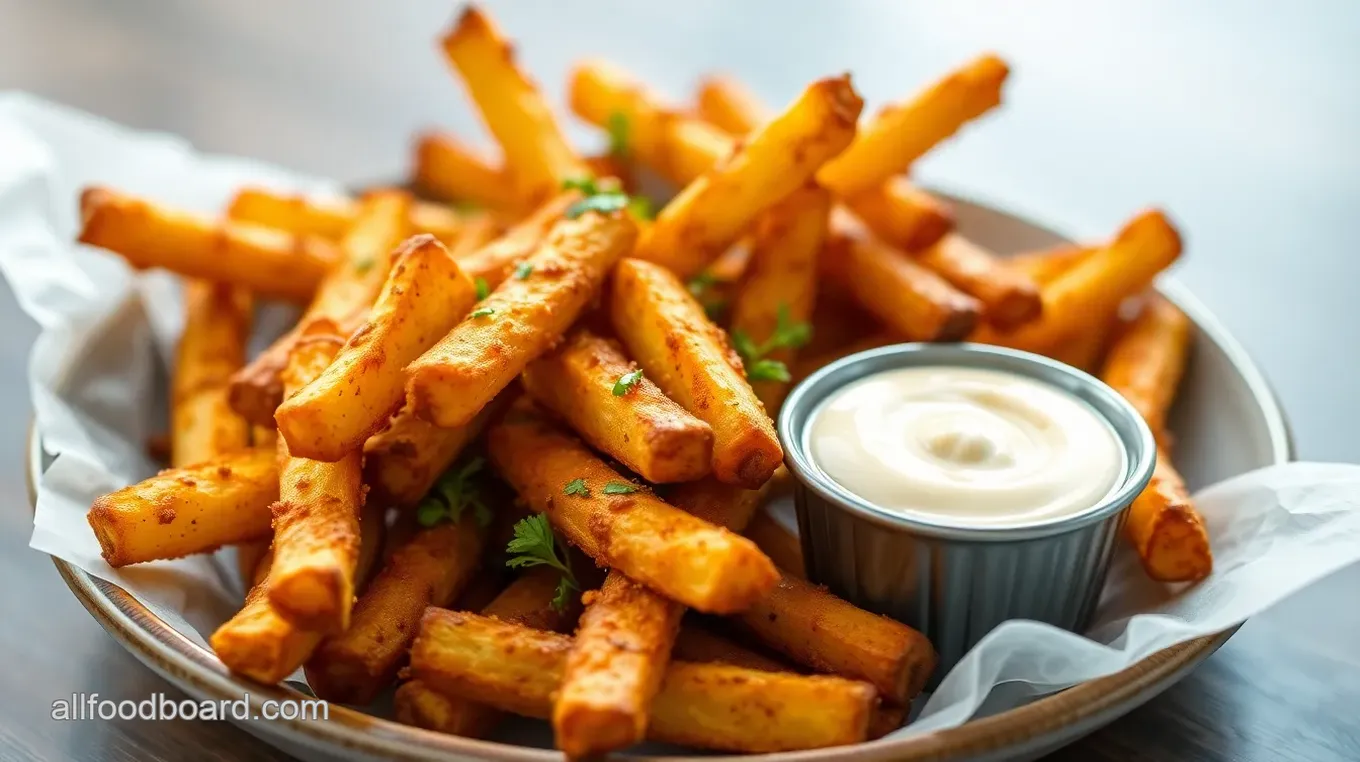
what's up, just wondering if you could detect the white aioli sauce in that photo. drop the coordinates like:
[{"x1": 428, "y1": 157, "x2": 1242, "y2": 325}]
[{"x1": 808, "y1": 366, "x2": 1123, "y2": 526}]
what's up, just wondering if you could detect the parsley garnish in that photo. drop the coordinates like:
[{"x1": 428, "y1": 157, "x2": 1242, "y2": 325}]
[
  {"x1": 416, "y1": 457, "x2": 493, "y2": 528},
  {"x1": 470, "y1": 307, "x2": 495, "y2": 319},
  {"x1": 732, "y1": 304, "x2": 812, "y2": 383},
  {"x1": 513, "y1": 261, "x2": 533, "y2": 280},
  {"x1": 686, "y1": 271, "x2": 727, "y2": 319},
  {"x1": 561, "y1": 176, "x2": 650, "y2": 221},
  {"x1": 626, "y1": 195, "x2": 655, "y2": 221},
  {"x1": 353, "y1": 256, "x2": 375, "y2": 275},
  {"x1": 606, "y1": 112, "x2": 629, "y2": 158},
  {"x1": 567, "y1": 192, "x2": 630, "y2": 219},
  {"x1": 475, "y1": 277, "x2": 490, "y2": 301},
  {"x1": 612, "y1": 368, "x2": 644, "y2": 396},
  {"x1": 505, "y1": 514, "x2": 579, "y2": 612},
  {"x1": 603, "y1": 481, "x2": 639, "y2": 495},
  {"x1": 563, "y1": 478, "x2": 590, "y2": 497}
]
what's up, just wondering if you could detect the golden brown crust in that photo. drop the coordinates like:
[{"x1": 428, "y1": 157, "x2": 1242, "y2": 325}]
[
  {"x1": 841, "y1": 178, "x2": 955, "y2": 252},
  {"x1": 1124, "y1": 455, "x2": 1212, "y2": 583},
  {"x1": 411, "y1": 132, "x2": 520, "y2": 213},
  {"x1": 362, "y1": 395, "x2": 504, "y2": 507},
  {"x1": 1100, "y1": 293, "x2": 1192, "y2": 437},
  {"x1": 916, "y1": 233, "x2": 1042, "y2": 330},
  {"x1": 171, "y1": 280, "x2": 252, "y2": 467},
  {"x1": 227, "y1": 187, "x2": 464, "y2": 244}
]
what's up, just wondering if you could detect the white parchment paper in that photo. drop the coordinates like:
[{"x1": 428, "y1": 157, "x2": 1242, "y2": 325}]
[{"x1": 3, "y1": 93, "x2": 1359, "y2": 743}]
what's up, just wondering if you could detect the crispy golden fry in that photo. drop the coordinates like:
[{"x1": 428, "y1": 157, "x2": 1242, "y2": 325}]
[
  {"x1": 1100, "y1": 294, "x2": 1192, "y2": 437},
  {"x1": 1046, "y1": 311, "x2": 1118, "y2": 372},
  {"x1": 828, "y1": 228, "x2": 981, "y2": 342},
  {"x1": 77, "y1": 187, "x2": 337, "y2": 303},
  {"x1": 411, "y1": 132, "x2": 520, "y2": 213},
  {"x1": 840, "y1": 178, "x2": 955, "y2": 252},
  {"x1": 228, "y1": 191, "x2": 415, "y2": 426},
  {"x1": 363, "y1": 398, "x2": 504, "y2": 508},
  {"x1": 267, "y1": 336, "x2": 363, "y2": 632},
  {"x1": 634, "y1": 76, "x2": 862, "y2": 277},
  {"x1": 394, "y1": 680, "x2": 501, "y2": 737},
  {"x1": 791, "y1": 332, "x2": 899, "y2": 385},
  {"x1": 521, "y1": 329, "x2": 714, "y2": 483},
  {"x1": 974, "y1": 210, "x2": 1182, "y2": 352},
  {"x1": 729, "y1": 184, "x2": 831, "y2": 413},
  {"x1": 695, "y1": 74, "x2": 767, "y2": 134},
  {"x1": 1125, "y1": 454, "x2": 1212, "y2": 582},
  {"x1": 411, "y1": 610, "x2": 877, "y2": 753},
  {"x1": 743, "y1": 510, "x2": 807, "y2": 579},
  {"x1": 554, "y1": 573, "x2": 685, "y2": 758},
  {"x1": 212, "y1": 501, "x2": 383, "y2": 684},
  {"x1": 487, "y1": 400, "x2": 777, "y2": 613},
  {"x1": 817, "y1": 54, "x2": 1009, "y2": 196},
  {"x1": 445, "y1": 212, "x2": 505, "y2": 258},
  {"x1": 485, "y1": 564, "x2": 597, "y2": 631},
  {"x1": 734, "y1": 573, "x2": 936, "y2": 705},
  {"x1": 1005, "y1": 244, "x2": 1094, "y2": 285},
  {"x1": 612, "y1": 258, "x2": 782, "y2": 488},
  {"x1": 916, "y1": 233, "x2": 1041, "y2": 330},
  {"x1": 441, "y1": 7, "x2": 589, "y2": 203},
  {"x1": 569, "y1": 61, "x2": 731, "y2": 187},
  {"x1": 455, "y1": 191, "x2": 579, "y2": 288},
  {"x1": 226, "y1": 187, "x2": 465, "y2": 244},
  {"x1": 304, "y1": 512, "x2": 487, "y2": 703},
  {"x1": 406, "y1": 212, "x2": 637, "y2": 428},
  {"x1": 672, "y1": 622, "x2": 788, "y2": 672},
  {"x1": 88, "y1": 448, "x2": 276, "y2": 567},
  {"x1": 235, "y1": 538, "x2": 273, "y2": 590},
  {"x1": 172, "y1": 281, "x2": 252, "y2": 467},
  {"x1": 666, "y1": 475, "x2": 770, "y2": 531},
  {"x1": 277, "y1": 236, "x2": 477, "y2": 461}
]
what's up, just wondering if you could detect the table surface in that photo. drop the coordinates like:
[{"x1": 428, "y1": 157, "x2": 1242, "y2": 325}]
[{"x1": 2, "y1": 1, "x2": 1358, "y2": 760}]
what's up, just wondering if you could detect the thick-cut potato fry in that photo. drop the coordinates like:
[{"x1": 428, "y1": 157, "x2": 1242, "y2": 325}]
[
  {"x1": 1124, "y1": 454, "x2": 1212, "y2": 582},
  {"x1": 1005, "y1": 244, "x2": 1094, "y2": 285},
  {"x1": 406, "y1": 212, "x2": 637, "y2": 428},
  {"x1": 791, "y1": 332, "x2": 899, "y2": 385},
  {"x1": 363, "y1": 397, "x2": 504, "y2": 508},
  {"x1": 455, "y1": 191, "x2": 579, "y2": 287},
  {"x1": 394, "y1": 680, "x2": 499, "y2": 737},
  {"x1": 305, "y1": 512, "x2": 487, "y2": 703},
  {"x1": 521, "y1": 329, "x2": 714, "y2": 483},
  {"x1": 172, "y1": 281, "x2": 252, "y2": 467},
  {"x1": 228, "y1": 191, "x2": 415, "y2": 426},
  {"x1": 411, "y1": 132, "x2": 520, "y2": 213},
  {"x1": 916, "y1": 233, "x2": 1041, "y2": 330},
  {"x1": 227, "y1": 187, "x2": 465, "y2": 244},
  {"x1": 487, "y1": 400, "x2": 777, "y2": 613},
  {"x1": 77, "y1": 187, "x2": 338, "y2": 303},
  {"x1": 485, "y1": 564, "x2": 597, "y2": 632},
  {"x1": 672, "y1": 623, "x2": 788, "y2": 672},
  {"x1": 1100, "y1": 294, "x2": 1192, "y2": 437},
  {"x1": 410, "y1": 610, "x2": 877, "y2": 753},
  {"x1": 612, "y1": 258, "x2": 782, "y2": 488},
  {"x1": 729, "y1": 184, "x2": 831, "y2": 413},
  {"x1": 267, "y1": 336, "x2": 363, "y2": 632},
  {"x1": 445, "y1": 212, "x2": 505, "y2": 258},
  {"x1": 88, "y1": 448, "x2": 276, "y2": 567},
  {"x1": 734, "y1": 573, "x2": 937, "y2": 705},
  {"x1": 1046, "y1": 310, "x2": 1119, "y2": 372},
  {"x1": 554, "y1": 573, "x2": 685, "y2": 758},
  {"x1": 442, "y1": 7, "x2": 589, "y2": 203},
  {"x1": 829, "y1": 231, "x2": 981, "y2": 342},
  {"x1": 634, "y1": 76, "x2": 862, "y2": 278},
  {"x1": 695, "y1": 74, "x2": 767, "y2": 134},
  {"x1": 277, "y1": 236, "x2": 477, "y2": 461},
  {"x1": 841, "y1": 178, "x2": 955, "y2": 252},
  {"x1": 212, "y1": 501, "x2": 383, "y2": 684},
  {"x1": 975, "y1": 210, "x2": 1181, "y2": 352},
  {"x1": 743, "y1": 511, "x2": 807, "y2": 579},
  {"x1": 816, "y1": 54, "x2": 1009, "y2": 196},
  {"x1": 666, "y1": 476, "x2": 770, "y2": 531}
]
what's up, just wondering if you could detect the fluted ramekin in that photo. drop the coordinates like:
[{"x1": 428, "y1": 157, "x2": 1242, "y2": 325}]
[{"x1": 778, "y1": 343, "x2": 1157, "y2": 677}]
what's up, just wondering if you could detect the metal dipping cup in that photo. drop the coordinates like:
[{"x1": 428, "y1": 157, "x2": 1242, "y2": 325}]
[{"x1": 778, "y1": 343, "x2": 1158, "y2": 677}]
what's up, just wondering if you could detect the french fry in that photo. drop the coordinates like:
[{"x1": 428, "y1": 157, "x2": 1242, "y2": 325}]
[
  {"x1": 729, "y1": 184, "x2": 831, "y2": 413},
  {"x1": 88, "y1": 448, "x2": 276, "y2": 567},
  {"x1": 634, "y1": 76, "x2": 862, "y2": 277},
  {"x1": 733, "y1": 573, "x2": 937, "y2": 705},
  {"x1": 226, "y1": 187, "x2": 465, "y2": 244},
  {"x1": 406, "y1": 211, "x2": 638, "y2": 428},
  {"x1": 1006, "y1": 244, "x2": 1094, "y2": 285},
  {"x1": 554, "y1": 573, "x2": 685, "y2": 758},
  {"x1": 816, "y1": 54, "x2": 1009, "y2": 196},
  {"x1": 77, "y1": 187, "x2": 338, "y2": 303},
  {"x1": 487, "y1": 400, "x2": 777, "y2": 613},
  {"x1": 411, "y1": 132, "x2": 520, "y2": 213},
  {"x1": 743, "y1": 510, "x2": 807, "y2": 579},
  {"x1": 484, "y1": 563, "x2": 598, "y2": 632},
  {"x1": 611, "y1": 258, "x2": 782, "y2": 488},
  {"x1": 828, "y1": 229, "x2": 981, "y2": 342},
  {"x1": 228, "y1": 191, "x2": 414, "y2": 426},
  {"x1": 276, "y1": 236, "x2": 477, "y2": 461},
  {"x1": 521, "y1": 329, "x2": 714, "y2": 483},
  {"x1": 1124, "y1": 454, "x2": 1212, "y2": 582},
  {"x1": 212, "y1": 501, "x2": 383, "y2": 684},
  {"x1": 1099, "y1": 294, "x2": 1192, "y2": 437},
  {"x1": 171, "y1": 281, "x2": 252, "y2": 467},
  {"x1": 304, "y1": 510, "x2": 488, "y2": 703},
  {"x1": 363, "y1": 398, "x2": 503, "y2": 508},
  {"x1": 672, "y1": 622, "x2": 789, "y2": 672},
  {"x1": 666, "y1": 475, "x2": 771, "y2": 532},
  {"x1": 1046, "y1": 311, "x2": 1119, "y2": 373},
  {"x1": 441, "y1": 6, "x2": 589, "y2": 203},
  {"x1": 445, "y1": 212, "x2": 505, "y2": 258},
  {"x1": 410, "y1": 610, "x2": 878, "y2": 753},
  {"x1": 973, "y1": 210, "x2": 1183, "y2": 353},
  {"x1": 916, "y1": 233, "x2": 1041, "y2": 330},
  {"x1": 454, "y1": 191, "x2": 580, "y2": 288},
  {"x1": 267, "y1": 335, "x2": 363, "y2": 632},
  {"x1": 695, "y1": 74, "x2": 767, "y2": 134},
  {"x1": 840, "y1": 178, "x2": 955, "y2": 252}
]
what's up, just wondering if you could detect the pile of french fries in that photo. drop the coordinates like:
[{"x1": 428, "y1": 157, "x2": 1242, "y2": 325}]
[{"x1": 77, "y1": 4, "x2": 1211, "y2": 756}]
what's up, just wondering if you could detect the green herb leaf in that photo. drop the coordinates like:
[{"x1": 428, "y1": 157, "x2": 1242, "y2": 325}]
[
  {"x1": 606, "y1": 111, "x2": 629, "y2": 158},
  {"x1": 505, "y1": 514, "x2": 579, "y2": 612},
  {"x1": 418, "y1": 456, "x2": 493, "y2": 528},
  {"x1": 768, "y1": 304, "x2": 813, "y2": 352},
  {"x1": 731, "y1": 330, "x2": 761, "y2": 366},
  {"x1": 561, "y1": 176, "x2": 600, "y2": 195},
  {"x1": 552, "y1": 575, "x2": 579, "y2": 613},
  {"x1": 732, "y1": 303, "x2": 812, "y2": 382},
  {"x1": 475, "y1": 277, "x2": 490, "y2": 301},
  {"x1": 470, "y1": 307, "x2": 495, "y2": 319},
  {"x1": 513, "y1": 261, "x2": 534, "y2": 280},
  {"x1": 563, "y1": 478, "x2": 590, "y2": 497},
  {"x1": 566, "y1": 191, "x2": 630, "y2": 220},
  {"x1": 747, "y1": 358, "x2": 791, "y2": 383},
  {"x1": 686, "y1": 271, "x2": 718, "y2": 297},
  {"x1": 626, "y1": 195, "x2": 655, "y2": 221},
  {"x1": 415, "y1": 499, "x2": 447, "y2": 528},
  {"x1": 602, "y1": 481, "x2": 640, "y2": 495},
  {"x1": 353, "y1": 257, "x2": 375, "y2": 275},
  {"x1": 612, "y1": 368, "x2": 645, "y2": 396}
]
